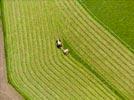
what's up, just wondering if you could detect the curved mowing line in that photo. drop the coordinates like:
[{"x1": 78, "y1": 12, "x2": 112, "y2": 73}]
[
  {"x1": 62, "y1": 0, "x2": 134, "y2": 81},
  {"x1": 58, "y1": 0, "x2": 133, "y2": 94}
]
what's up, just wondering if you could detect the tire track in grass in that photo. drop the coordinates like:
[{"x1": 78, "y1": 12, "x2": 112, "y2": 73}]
[
  {"x1": 61, "y1": 0, "x2": 134, "y2": 87},
  {"x1": 72, "y1": 0, "x2": 134, "y2": 70},
  {"x1": 56, "y1": 0, "x2": 131, "y2": 98}
]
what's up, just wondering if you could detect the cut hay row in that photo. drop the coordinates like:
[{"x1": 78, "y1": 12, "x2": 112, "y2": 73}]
[
  {"x1": 1, "y1": 0, "x2": 120, "y2": 99},
  {"x1": 56, "y1": 0, "x2": 134, "y2": 99}
]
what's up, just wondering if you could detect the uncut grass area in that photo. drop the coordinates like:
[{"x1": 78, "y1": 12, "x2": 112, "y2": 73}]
[
  {"x1": 79, "y1": 0, "x2": 134, "y2": 50},
  {"x1": 2, "y1": 0, "x2": 134, "y2": 99}
]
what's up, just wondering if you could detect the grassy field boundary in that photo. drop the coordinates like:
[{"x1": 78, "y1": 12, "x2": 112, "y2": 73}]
[
  {"x1": 0, "y1": 1, "x2": 28, "y2": 99},
  {"x1": 1, "y1": 1, "x2": 24, "y2": 99}
]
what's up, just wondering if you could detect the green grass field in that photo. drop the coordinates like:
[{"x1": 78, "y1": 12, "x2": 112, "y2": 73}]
[
  {"x1": 1, "y1": 0, "x2": 134, "y2": 99},
  {"x1": 79, "y1": 0, "x2": 134, "y2": 50}
]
